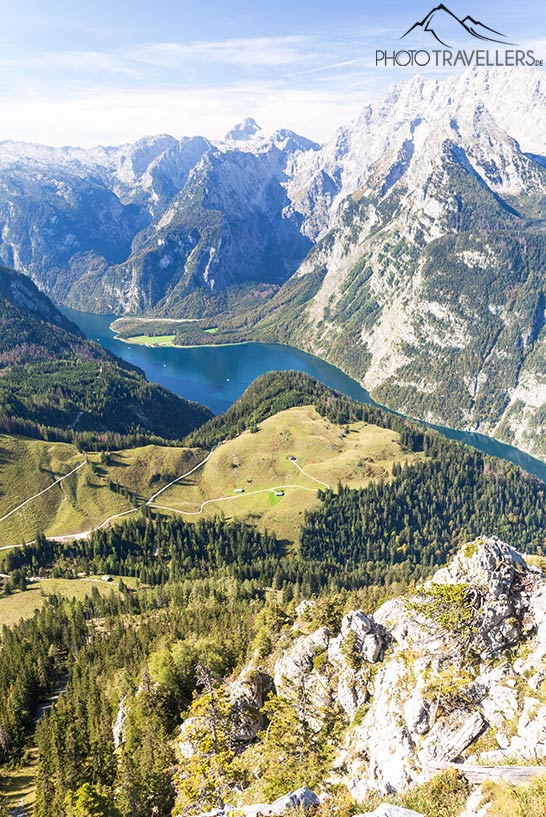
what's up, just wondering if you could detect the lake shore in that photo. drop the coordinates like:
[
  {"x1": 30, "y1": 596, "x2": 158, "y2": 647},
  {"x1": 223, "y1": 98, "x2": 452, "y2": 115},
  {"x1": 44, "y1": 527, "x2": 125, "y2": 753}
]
[
  {"x1": 112, "y1": 329, "x2": 249, "y2": 350},
  {"x1": 57, "y1": 308, "x2": 546, "y2": 482}
]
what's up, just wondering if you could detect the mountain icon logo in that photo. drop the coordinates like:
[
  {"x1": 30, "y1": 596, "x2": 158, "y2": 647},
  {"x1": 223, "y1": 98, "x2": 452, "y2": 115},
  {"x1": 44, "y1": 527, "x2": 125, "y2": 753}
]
[{"x1": 401, "y1": 4, "x2": 516, "y2": 48}]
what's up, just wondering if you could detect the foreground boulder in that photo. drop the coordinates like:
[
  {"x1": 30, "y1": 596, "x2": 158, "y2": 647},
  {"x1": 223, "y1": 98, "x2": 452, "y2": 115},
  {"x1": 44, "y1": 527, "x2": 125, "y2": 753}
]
[{"x1": 269, "y1": 787, "x2": 321, "y2": 814}]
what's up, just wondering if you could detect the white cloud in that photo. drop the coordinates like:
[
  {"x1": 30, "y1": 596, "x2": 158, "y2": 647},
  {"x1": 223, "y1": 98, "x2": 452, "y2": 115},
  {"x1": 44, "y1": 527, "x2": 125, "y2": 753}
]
[
  {"x1": 0, "y1": 50, "x2": 138, "y2": 77},
  {"x1": 0, "y1": 30, "x2": 383, "y2": 146},
  {"x1": 129, "y1": 36, "x2": 316, "y2": 68}
]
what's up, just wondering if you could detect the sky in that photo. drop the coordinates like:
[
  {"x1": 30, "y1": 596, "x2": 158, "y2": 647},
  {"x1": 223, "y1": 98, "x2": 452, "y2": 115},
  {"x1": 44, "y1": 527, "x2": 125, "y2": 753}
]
[{"x1": 0, "y1": 0, "x2": 545, "y2": 147}]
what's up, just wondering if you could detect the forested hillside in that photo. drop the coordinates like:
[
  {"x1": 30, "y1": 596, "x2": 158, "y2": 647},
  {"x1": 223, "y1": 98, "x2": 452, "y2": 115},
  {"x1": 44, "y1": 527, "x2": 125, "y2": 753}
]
[{"x1": 0, "y1": 266, "x2": 212, "y2": 446}]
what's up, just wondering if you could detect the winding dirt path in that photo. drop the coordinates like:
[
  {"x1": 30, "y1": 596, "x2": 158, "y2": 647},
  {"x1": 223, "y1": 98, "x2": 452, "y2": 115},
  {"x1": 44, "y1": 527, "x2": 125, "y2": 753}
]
[
  {"x1": 1, "y1": 451, "x2": 213, "y2": 549},
  {"x1": 149, "y1": 483, "x2": 318, "y2": 517},
  {"x1": 0, "y1": 450, "x2": 331, "y2": 547},
  {"x1": 291, "y1": 459, "x2": 331, "y2": 490},
  {"x1": 0, "y1": 460, "x2": 87, "y2": 526},
  {"x1": 148, "y1": 457, "x2": 331, "y2": 517}
]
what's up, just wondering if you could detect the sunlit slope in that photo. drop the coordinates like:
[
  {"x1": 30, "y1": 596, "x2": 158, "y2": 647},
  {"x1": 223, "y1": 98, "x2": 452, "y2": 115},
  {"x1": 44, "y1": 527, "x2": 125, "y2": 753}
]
[
  {"x1": 0, "y1": 575, "x2": 142, "y2": 629},
  {"x1": 153, "y1": 405, "x2": 421, "y2": 541},
  {"x1": 0, "y1": 406, "x2": 421, "y2": 547},
  {"x1": 0, "y1": 436, "x2": 203, "y2": 546}
]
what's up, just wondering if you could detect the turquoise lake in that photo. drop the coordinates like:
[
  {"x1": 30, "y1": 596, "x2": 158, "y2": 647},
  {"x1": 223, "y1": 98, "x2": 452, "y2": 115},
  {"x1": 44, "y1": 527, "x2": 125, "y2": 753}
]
[{"x1": 61, "y1": 307, "x2": 546, "y2": 483}]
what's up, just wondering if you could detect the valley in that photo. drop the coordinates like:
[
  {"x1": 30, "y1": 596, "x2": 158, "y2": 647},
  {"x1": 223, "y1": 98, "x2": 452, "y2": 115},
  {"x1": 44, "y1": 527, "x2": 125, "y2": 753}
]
[
  {"x1": 1, "y1": 58, "x2": 546, "y2": 817},
  {"x1": 7, "y1": 68, "x2": 541, "y2": 462},
  {"x1": 62, "y1": 307, "x2": 546, "y2": 483}
]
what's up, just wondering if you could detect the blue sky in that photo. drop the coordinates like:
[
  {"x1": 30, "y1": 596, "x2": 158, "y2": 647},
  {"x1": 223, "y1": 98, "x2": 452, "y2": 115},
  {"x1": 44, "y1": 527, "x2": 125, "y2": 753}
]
[{"x1": 0, "y1": 0, "x2": 544, "y2": 146}]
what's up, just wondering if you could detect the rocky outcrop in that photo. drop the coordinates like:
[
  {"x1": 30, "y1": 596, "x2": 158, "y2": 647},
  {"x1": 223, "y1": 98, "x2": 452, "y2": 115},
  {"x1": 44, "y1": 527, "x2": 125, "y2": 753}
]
[
  {"x1": 418, "y1": 711, "x2": 487, "y2": 766},
  {"x1": 333, "y1": 537, "x2": 546, "y2": 797},
  {"x1": 273, "y1": 627, "x2": 332, "y2": 730},
  {"x1": 186, "y1": 786, "x2": 321, "y2": 817},
  {"x1": 327, "y1": 611, "x2": 388, "y2": 718},
  {"x1": 273, "y1": 611, "x2": 389, "y2": 726},
  {"x1": 178, "y1": 536, "x2": 546, "y2": 809},
  {"x1": 266, "y1": 537, "x2": 546, "y2": 799},
  {"x1": 269, "y1": 787, "x2": 321, "y2": 814},
  {"x1": 178, "y1": 667, "x2": 273, "y2": 757},
  {"x1": 425, "y1": 538, "x2": 531, "y2": 660},
  {"x1": 230, "y1": 669, "x2": 273, "y2": 743},
  {"x1": 273, "y1": 626, "x2": 331, "y2": 693},
  {"x1": 329, "y1": 611, "x2": 387, "y2": 666},
  {"x1": 112, "y1": 698, "x2": 127, "y2": 749}
]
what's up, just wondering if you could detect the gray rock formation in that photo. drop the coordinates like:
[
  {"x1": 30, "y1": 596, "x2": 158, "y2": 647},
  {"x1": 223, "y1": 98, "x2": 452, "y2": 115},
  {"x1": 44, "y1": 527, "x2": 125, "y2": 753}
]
[
  {"x1": 333, "y1": 537, "x2": 546, "y2": 797},
  {"x1": 176, "y1": 536, "x2": 546, "y2": 808},
  {"x1": 230, "y1": 668, "x2": 273, "y2": 743},
  {"x1": 328, "y1": 611, "x2": 387, "y2": 718},
  {"x1": 273, "y1": 626, "x2": 333, "y2": 730},
  {"x1": 184, "y1": 786, "x2": 320, "y2": 817},
  {"x1": 112, "y1": 698, "x2": 127, "y2": 749},
  {"x1": 269, "y1": 786, "x2": 321, "y2": 814}
]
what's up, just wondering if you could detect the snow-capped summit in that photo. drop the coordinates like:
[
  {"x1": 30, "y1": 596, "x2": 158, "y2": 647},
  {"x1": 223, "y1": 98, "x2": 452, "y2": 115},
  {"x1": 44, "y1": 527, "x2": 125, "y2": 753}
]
[{"x1": 224, "y1": 117, "x2": 262, "y2": 142}]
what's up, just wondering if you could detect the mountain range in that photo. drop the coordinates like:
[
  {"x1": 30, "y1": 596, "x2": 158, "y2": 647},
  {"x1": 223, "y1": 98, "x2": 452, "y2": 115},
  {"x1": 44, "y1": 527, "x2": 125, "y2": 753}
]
[
  {"x1": 0, "y1": 67, "x2": 545, "y2": 459},
  {"x1": 0, "y1": 121, "x2": 317, "y2": 316}
]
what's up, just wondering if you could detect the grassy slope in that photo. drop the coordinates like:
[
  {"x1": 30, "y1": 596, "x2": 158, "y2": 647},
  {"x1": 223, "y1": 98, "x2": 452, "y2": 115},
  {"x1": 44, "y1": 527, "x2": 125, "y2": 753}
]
[
  {"x1": 0, "y1": 435, "x2": 205, "y2": 546},
  {"x1": 0, "y1": 576, "x2": 141, "y2": 629},
  {"x1": 0, "y1": 404, "x2": 418, "y2": 547},
  {"x1": 156, "y1": 405, "x2": 421, "y2": 542},
  {"x1": 1, "y1": 751, "x2": 37, "y2": 814},
  {"x1": 117, "y1": 334, "x2": 177, "y2": 346}
]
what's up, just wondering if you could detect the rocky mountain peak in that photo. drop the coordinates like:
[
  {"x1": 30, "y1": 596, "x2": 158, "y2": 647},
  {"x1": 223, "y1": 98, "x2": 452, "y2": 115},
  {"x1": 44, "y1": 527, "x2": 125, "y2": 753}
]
[
  {"x1": 224, "y1": 117, "x2": 262, "y2": 142},
  {"x1": 431, "y1": 536, "x2": 531, "y2": 596}
]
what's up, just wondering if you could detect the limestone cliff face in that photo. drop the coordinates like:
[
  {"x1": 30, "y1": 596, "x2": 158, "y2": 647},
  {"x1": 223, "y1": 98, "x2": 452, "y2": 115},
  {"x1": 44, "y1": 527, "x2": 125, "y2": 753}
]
[
  {"x1": 0, "y1": 128, "x2": 317, "y2": 315},
  {"x1": 181, "y1": 537, "x2": 546, "y2": 809},
  {"x1": 335, "y1": 536, "x2": 538, "y2": 799},
  {"x1": 284, "y1": 68, "x2": 546, "y2": 461}
]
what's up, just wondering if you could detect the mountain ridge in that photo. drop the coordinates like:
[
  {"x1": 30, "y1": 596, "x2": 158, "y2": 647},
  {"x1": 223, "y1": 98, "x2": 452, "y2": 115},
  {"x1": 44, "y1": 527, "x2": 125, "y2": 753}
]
[{"x1": 258, "y1": 68, "x2": 546, "y2": 462}]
